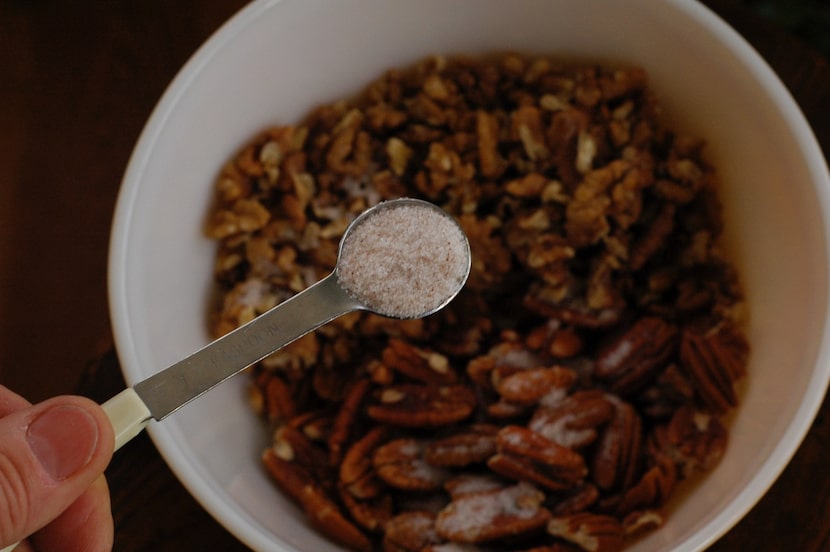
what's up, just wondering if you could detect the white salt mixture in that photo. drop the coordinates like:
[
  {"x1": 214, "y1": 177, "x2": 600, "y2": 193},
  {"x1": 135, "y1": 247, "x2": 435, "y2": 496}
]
[
  {"x1": 435, "y1": 482, "x2": 543, "y2": 539},
  {"x1": 337, "y1": 201, "x2": 469, "y2": 319}
]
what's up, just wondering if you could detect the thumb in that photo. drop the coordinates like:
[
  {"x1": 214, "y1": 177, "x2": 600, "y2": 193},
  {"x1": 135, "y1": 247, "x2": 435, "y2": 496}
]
[{"x1": 0, "y1": 396, "x2": 114, "y2": 547}]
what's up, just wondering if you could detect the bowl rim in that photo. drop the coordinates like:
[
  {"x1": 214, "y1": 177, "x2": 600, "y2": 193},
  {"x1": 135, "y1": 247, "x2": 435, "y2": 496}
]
[{"x1": 107, "y1": 0, "x2": 830, "y2": 550}]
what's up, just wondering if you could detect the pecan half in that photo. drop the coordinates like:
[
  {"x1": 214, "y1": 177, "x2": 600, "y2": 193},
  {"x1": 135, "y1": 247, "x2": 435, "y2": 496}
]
[
  {"x1": 468, "y1": 340, "x2": 545, "y2": 390},
  {"x1": 263, "y1": 448, "x2": 371, "y2": 551},
  {"x1": 679, "y1": 324, "x2": 748, "y2": 414},
  {"x1": 494, "y1": 366, "x2": 577, "y2": 406},
  {"x1": 524, "y1": 291, "x2": 625, "y2": 329},
  {"x1": 487, "y1": 398, "x2": 534, "y2": 420},
  {"x1": 621, "y1": 510, "x2": 663, "y2": 538},
  {"x1": 272, "y1": 425, "x2": 331, "y2": 484},
  {"x1": 650, "y1": 404, "x2": 727, "y2": 478},
  {"x1": 615, "y1": 453, "x2": 676, "y2": 516},
  {"x1": 261, "y1": 446, "x2": 315, "y2": 506},
  {"x1": 253, "y1": 371, "x2": 296, "y2": 425},
  {"x1": 489, "y1": 426, "x2": 587, "y2": 491},
  {"x1": 301, "y1": 483, "x2": 372, "y2": 551},
  {"x1": 338, "y1": 484, "x2": 393, "y2": 533},
  {"x1": 547, "y1": 326, "x2": 585, "y2": 359},
  {"x1": 550, "y1": 482, "x2": 600, "y2": 516},
  {"x1": 383, "y1": 511, "x2": 441, "y2": 552},
  {"x1": 340, "y1": 426, "x2": 389, "y2": 499},
  {"x1": 594, "y1": 317, "x2": 679, "y2": 396},
  {"x1": 373, "y1": 438, "x2": 450, "y2": 491},
  {"x1": 529, "y1": 390, "x2": 614, "y2": 449},
  {"x1": 424, "y1": 424, "x2": 499, "y2": 467},
  {"x1": 547, "y1": 512, "x2": 625, "y2": 552},
  {"x1": 288, "y1": 408, "x2": 334, "y2": 443},
  {"x1": 328, "y1": 378, "x2": 372, "y2": 465},
  {"x1": 435, "y1": 482, "x2": 551, "y2": 543},
  {"x1": 382, "y1": 338, "x2": 458, "y2": 385},
  {"x1": 367, "y1": 384, "x2": 476, "y2": 427},
  {"x1": 636, "y1": 363, "x2": 695, "y2": 419},
  {"x1": 590, "y1": 398, "x2": 642, "y2": 493}
]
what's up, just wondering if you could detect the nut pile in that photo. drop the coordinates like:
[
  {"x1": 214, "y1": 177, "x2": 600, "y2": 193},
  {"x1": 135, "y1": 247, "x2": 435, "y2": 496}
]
[{"x1": 205, "y1": 54, "x2": 749, "y2": 552}]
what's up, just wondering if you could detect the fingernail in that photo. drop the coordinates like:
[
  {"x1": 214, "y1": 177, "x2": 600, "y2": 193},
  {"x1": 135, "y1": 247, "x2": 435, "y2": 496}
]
[{"x1": 27, "y1": 404, "x2": 99, "y2": 480}]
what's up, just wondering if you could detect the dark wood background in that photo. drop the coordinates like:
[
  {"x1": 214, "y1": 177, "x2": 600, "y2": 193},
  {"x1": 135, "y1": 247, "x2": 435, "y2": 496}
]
[{"x1": 1, "y1": 0, "x2": 828, "y2": 550}]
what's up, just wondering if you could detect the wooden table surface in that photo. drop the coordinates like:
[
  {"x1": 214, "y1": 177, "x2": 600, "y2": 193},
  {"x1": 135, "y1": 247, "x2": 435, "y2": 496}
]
[{"x1": 1, "y1": 1, "x2": 828, "y2": 550}]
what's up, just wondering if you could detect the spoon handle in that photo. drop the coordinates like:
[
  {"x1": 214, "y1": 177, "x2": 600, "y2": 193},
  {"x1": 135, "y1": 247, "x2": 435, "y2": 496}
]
[
  {"x1": 132, "y1": 272, "x2": 360, "y2": 424},
  {"x1": 103, "y1": 388, "x2": 153, "y2": 451},
  {"x1": 100, "y1": 272, "x2": 361, "y2": 454}
]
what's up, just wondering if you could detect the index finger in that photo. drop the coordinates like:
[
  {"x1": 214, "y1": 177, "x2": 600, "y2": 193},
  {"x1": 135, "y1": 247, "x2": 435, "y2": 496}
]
[
  {"x1": 30, "y1": 475, "x2": 113, "y2": 552},
  {"x1": 0, "y1": 385, "x2": 32, "y2": 417}
]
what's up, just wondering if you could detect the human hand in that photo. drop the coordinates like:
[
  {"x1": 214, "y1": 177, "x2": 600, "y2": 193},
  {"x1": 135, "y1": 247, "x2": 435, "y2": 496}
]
[{"x1": 0, "y1": 385, "x2": 114, "y2": 552}]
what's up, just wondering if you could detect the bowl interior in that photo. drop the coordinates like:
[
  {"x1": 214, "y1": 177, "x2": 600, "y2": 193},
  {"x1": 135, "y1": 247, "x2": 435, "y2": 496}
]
[{"x1": 108, "y1": 0, "x2": 830, "y2": 550}]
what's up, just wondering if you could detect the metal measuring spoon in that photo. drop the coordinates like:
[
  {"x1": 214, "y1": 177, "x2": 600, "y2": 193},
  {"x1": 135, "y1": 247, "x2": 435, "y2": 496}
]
[{"x1": 104, "y1": 197, "x2": 471, "y2": 450}]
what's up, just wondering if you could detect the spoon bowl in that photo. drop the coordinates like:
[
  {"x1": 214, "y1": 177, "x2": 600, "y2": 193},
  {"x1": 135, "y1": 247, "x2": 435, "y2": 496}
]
[{"x1": 336, "y1": 197, "x2": 472, "y2": 319}]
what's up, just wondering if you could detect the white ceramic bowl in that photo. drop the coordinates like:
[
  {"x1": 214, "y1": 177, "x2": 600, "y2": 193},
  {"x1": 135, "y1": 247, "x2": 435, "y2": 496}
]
[{"x1": 108, "y1": 1, "x2": 830, "y2": 550}]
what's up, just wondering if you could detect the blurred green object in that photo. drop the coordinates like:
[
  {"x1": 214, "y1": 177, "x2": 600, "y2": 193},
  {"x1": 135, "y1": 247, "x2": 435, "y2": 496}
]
[{"x1": 738, "y1": 0, "x2": 830, "y2": 57}]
